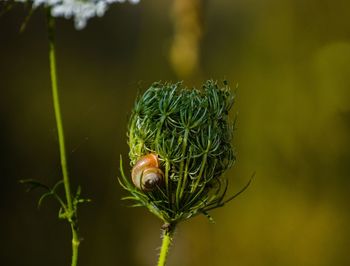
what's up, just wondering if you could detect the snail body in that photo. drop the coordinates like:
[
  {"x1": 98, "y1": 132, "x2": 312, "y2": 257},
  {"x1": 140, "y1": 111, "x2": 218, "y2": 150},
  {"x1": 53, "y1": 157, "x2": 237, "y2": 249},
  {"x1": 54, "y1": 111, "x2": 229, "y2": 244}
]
[{"x1": 132, "y1": 153, "x2": 164, "y2": 191}]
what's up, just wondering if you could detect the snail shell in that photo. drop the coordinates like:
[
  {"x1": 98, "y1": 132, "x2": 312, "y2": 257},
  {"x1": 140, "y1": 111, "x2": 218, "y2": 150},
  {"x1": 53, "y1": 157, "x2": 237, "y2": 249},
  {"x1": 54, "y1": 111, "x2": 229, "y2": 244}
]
[{"x1": 131, "y1": 153, "x2": 164, "y2": 191}]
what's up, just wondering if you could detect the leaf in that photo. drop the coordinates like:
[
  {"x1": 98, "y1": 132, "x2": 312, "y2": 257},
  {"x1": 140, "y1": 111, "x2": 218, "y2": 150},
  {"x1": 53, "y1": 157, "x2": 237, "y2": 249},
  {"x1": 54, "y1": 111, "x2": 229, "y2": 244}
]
[
  {"x1": 72, "y1": 185, "x2": 91, "y2": 209},
  {"x1": 221, "y1": 172, "x2": 254, "y2": 205},
  {"x1": 58, "y1": 207, "x2": 66, "y2": 219},
  {"x1": 19, "y1": 179, "x2": 50, "y2": 192},
  {"x1": 202, "y1": 211, "x2": 215, "y2": 223},
  {"x1": 119, "y1": 155, "x2": 134, "y2": 190},
  {"x1": 130, "y1": 203, "x2": 144, "y2": 208},
  {"x1": 37, "y1": 191, "x2": 53, "y2": 209},
  {"x1": 19, "y1": 178, "x2": 68, "y2": 210},
  {"x1": 122, "y1": 196, "x2": 139, "y2": 201},
  {"x1": 52, "y1": 180, "x2": 64, "y2": 193},
  {"x1": 203, "y1": 172, "x2": 255, "y2": 213},
  {"x1": 77, "y1": 198, "x2": 91, "y2": 203},
  {"x1": 118, "y1": 177, "x2": 129, "y2": 190},
  {"x1": 75, "y1": 185, "x2": 81, "y2": 198}
]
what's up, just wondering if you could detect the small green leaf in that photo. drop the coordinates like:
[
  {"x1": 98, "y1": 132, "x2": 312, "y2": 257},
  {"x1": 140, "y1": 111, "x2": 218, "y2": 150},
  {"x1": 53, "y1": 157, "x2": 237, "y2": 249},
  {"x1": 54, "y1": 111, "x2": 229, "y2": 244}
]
[
  {"x1": 37, "y1": 191, "x2": 53, "y2": 209},
  {"x1": 52, "y1": 180, "x2": 64, "y2": 193},
  {"x1": 76, "y1": 198, "x2": 91, "y2": 204},
  {"x1": 58, "y1": 207, "x2": 65, "y2": 219},
  {"x1": 221, "y1": 172, "x2": 254, "y2": 205},
  {"x1": 19, "y1": 179, "x2": 50, "y2": 192},
  {"x1": 75, "y1": 185, "x2": 82, "y2": 198}
]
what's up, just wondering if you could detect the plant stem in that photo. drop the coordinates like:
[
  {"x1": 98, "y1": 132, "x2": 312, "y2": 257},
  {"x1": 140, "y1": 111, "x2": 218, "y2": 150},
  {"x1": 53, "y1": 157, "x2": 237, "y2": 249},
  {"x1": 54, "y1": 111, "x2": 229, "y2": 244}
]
[
  {"x1": 157, "y1": 224, "x2": 176, "y2": 266},
  {"x1": 71, "y1": 225, "x2": 80, "y2": 266},
  {"x1": 47, "y1": 10, "x2": 80, "y2": 266}
]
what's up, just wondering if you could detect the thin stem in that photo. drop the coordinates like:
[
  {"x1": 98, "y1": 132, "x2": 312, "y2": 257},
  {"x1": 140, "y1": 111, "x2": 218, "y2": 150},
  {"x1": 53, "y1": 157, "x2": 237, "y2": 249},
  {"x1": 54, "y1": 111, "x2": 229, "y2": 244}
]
[
  {"x1": 47, "y1": 10, "x2": 80, "y2": 266},
  {"x1": 176, "y1": 128, "x2": 189, "y2": 208},
  {"x1": 157, "y1": 224, "x2": 176, "y2": 266},
  {"x1": 47, "y1": 7, "x2": 72, "y2": 212},
  {"x1": 71, "y1": 225, "x2": 80, "y2": 266}
]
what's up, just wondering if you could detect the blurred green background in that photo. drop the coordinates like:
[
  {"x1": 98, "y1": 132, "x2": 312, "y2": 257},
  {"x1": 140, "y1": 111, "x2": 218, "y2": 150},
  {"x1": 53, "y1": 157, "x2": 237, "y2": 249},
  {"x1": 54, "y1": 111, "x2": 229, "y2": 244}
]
[{"x1": 1, "y1": 0, "x2": 350, "y2": 265}]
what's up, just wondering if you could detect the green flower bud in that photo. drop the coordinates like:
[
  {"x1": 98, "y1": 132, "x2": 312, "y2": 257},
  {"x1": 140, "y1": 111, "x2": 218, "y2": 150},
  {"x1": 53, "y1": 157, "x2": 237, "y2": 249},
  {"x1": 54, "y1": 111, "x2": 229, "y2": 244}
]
[{"x1": 119, "y1": 80, "x2": 241, "y2": 224}]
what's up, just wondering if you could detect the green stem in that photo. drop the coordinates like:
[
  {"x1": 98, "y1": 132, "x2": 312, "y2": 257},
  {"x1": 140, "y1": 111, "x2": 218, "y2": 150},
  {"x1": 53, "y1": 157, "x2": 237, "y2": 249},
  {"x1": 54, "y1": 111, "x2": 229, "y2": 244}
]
[
  {"x1": 164, "y1": 160, "x2": 171, "y2": 208},
  {"x1": 191, "y1": 141, "x2": 210, "y2": 193},
  {"x1": 47, "y1": 11, "x2": 80, "y2": 266},
  {"x1": 157, "y1": 224, "x2": 176, "y2": 266},
  {"x1": 71, "y1": 225, "x2": 80, "y2": 266},
  {"x1": 176, "y1": 128, "x2": 189, "y2": 208}
]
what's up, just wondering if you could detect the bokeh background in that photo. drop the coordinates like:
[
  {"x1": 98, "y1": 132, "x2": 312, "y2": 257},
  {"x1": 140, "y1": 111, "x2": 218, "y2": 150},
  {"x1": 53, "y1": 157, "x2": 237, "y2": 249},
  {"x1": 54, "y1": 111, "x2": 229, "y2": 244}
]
[{"x1": 1, "y1": 0, "x2": 350, "y2": 265}]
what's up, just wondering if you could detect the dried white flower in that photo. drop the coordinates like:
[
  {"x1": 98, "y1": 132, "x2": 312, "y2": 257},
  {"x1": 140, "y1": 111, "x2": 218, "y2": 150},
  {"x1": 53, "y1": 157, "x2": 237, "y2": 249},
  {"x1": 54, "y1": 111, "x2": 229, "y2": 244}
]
[{"x1": 6, "y1": 0, "x2": 140, "y2": 29}]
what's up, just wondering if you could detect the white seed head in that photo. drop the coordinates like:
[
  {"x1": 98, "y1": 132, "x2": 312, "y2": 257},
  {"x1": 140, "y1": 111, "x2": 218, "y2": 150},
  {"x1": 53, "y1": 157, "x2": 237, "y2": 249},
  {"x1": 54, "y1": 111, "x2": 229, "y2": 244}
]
[{"x1": 7, "y1": 0, "x2": 140, "y2": 30}]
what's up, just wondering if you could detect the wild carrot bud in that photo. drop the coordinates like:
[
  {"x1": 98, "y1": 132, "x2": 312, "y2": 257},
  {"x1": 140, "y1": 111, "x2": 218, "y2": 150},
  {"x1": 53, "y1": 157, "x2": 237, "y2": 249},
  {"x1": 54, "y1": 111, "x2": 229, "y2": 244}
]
[{"x1": 119, "y1": 80, "x2": 238, "y2": 224}]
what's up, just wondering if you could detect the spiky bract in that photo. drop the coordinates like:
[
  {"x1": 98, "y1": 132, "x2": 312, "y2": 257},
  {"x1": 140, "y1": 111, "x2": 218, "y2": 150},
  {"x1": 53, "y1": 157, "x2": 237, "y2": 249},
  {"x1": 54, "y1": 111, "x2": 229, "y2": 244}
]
[{"x1": 119, "y1": 80, "x2": 237, "y2": 224}]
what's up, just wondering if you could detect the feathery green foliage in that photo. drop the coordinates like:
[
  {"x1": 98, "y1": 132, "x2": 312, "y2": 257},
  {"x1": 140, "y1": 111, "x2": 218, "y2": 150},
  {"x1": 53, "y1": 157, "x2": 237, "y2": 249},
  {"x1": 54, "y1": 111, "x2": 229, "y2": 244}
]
[
  {"x1": 20, "y1": 179, "x2": 90, "y2": 222},
  {"x1": 120, "y1": 80, "x2": 246, "y2": 225}
]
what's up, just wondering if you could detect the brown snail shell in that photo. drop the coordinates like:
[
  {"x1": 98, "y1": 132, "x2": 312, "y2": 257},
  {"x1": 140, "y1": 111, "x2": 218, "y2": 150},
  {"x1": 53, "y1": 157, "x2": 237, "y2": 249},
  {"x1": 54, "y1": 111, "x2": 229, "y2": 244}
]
[{"x1": 131, "y1": 154, "x2": 164, "y2": 191}]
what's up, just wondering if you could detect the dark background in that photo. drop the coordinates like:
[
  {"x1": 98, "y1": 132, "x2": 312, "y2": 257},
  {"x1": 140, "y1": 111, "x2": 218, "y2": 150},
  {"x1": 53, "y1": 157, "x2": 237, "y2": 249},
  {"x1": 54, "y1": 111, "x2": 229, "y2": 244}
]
[{"x1": 1, "y1": 0, "x2": 350, "y2": 265}]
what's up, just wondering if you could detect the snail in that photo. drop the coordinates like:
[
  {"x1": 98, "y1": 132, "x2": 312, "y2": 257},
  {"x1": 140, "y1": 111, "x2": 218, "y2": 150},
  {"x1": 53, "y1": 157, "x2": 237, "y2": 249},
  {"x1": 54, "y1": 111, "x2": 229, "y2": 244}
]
[{"x1": 131, "y1": 153, "x2": 164, "y2": 191}]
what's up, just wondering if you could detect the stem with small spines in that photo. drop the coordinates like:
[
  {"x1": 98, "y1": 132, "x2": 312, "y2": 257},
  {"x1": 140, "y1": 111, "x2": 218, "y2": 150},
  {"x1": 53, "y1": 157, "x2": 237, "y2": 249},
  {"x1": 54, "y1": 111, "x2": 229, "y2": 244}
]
[{"x1": 157, "y1": 224, "x2": 176, "y2": 266}]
